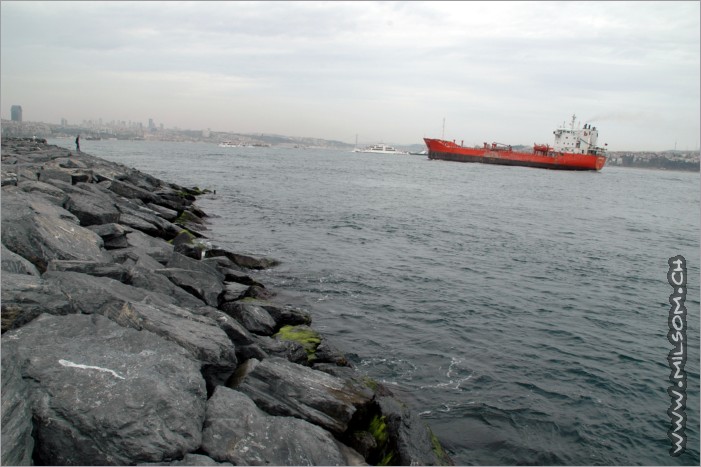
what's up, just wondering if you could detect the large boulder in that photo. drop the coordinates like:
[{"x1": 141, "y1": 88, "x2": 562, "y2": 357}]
[
  {"x1": 1, "y1": 348, "x2": 35, "y2": 466},
  {"x1": 124, "y1": 229, "x2": 174, "y2": 265},
  {"x1": 2, "y1": 313, "x2": 207, "y2": 465},
  {"x1": 167, "y1": 251, "x2": 224, "y2": 281},
  {"x1": 147, "y1": 203, "x2": 179, "y2": 222},
  {"x1": 233, "y1": 357, "x2": 374, "y2": 435},
  {"x1": 375, "y1": 395, "x2": 454, "y2": 466},
  {"x1": 116, "y1": 199, "x2": 181, "y2": 240},
  {"x1": 104, "y1": 301, "x2": 237, "y2": 382},
  {"x1": 1, "y1": 243, "x2": 40, "y2": 276},
  {"x1": 44, "y1": 179, "x2": 121, "y2": 226},
  {"x1": 1, "y1": 272, "x2": 74, "y2": 332},
  {"x1": 155, "y1": 268, "x2": 224, "y2": 307},
  {"x1": 202, "y1": 386, "x2": 364, "y2": 466},
  {"x1": 219, "y1": 301, "x2": 276, "y2": 335},
  {"x1": 18, "y1": 180, "x2": 69, "y2": 206},
  {"x1": 41, "y1": 272, "x2": 237, "y2": 379},
  {"x1": 1, "y1": 187, "x2": 112, "y2": 272},
  {"x1": 109, "y1": 178, "x2": 158, "y2": 204},
  {"x1": 46, "y1": 259, "x2": 131, "y2": 282},
  {"x1": 254, "y1": 300, "x2": 312, "y2": 327},
  {"x1": 87, "y1": 223, "x2": 131, "y2": 249},
  {"x1": 126, "y1": 266, "x2": 208, "y2": 309},
  {"x1": 64, "y1": 188, "x2": 121, "y2": 226},
  {"x1": 112, "y1": 248, "x2": 170, "y2": 271},
  {"x1": 141, "y1": 453, "x2": 233, "y2": 466},
  {"x1": 42, "y1": 270, "x2": 169, "y2": 313},
  {"x1": 208, "y1": 248, "x2": 280, "y2": 270}
]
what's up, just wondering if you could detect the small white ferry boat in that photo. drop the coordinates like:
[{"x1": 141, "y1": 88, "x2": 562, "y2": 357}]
[{"x1": 353, "y1": 144, "x2": 408, "y2": 155}]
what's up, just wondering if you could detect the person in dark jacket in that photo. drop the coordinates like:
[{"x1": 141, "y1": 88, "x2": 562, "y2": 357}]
[{"x1": 75, "y1": 134, "x2": 80, "y2": 152}]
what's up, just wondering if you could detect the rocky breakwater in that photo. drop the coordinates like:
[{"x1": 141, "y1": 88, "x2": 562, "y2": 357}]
[{"x1": 1, "y1": 137, "x2": 453, "y2": 466}]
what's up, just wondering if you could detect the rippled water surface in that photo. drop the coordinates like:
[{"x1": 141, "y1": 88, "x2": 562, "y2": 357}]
[{"x1": 51, "y1": 139, "x2": 700, "y2": 465}]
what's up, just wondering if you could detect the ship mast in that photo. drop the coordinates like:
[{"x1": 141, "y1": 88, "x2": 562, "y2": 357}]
[{"x1": 570, "y1": 114, "x2": 577, "y2": 130}]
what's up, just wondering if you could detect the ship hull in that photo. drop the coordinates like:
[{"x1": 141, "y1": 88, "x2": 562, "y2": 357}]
[{"x1": 424, "y1": 138, "x2": 606, "y2": 171}]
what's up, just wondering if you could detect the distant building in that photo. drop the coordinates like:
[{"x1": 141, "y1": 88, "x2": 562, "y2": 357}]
[
  {"x1": 148, "y1": 118, "x2": 155, "y2": 130},
  {"x1": 10, "y1": 105, "x2": 22, "y2": 122},
  {"x1": 61, "y1": 118, "x2": 68, "y2": 126},
  {"x1": 202, "y1": 128, "x2": 211, "y2": 138}
]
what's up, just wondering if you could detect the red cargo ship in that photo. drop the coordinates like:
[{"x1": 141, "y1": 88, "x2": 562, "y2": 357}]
[{"x1": 424, "y1": 115, "x2": 607, "y2": 171}]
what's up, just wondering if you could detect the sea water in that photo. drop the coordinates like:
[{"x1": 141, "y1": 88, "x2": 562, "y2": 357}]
[{"x1": 50, "y1": 139, "x2": 700, "y2": 465}]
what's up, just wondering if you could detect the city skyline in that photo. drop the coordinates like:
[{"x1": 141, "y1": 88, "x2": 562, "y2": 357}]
[{"x1": 1, "y1": 1, "x2": 699, "y2": 151}]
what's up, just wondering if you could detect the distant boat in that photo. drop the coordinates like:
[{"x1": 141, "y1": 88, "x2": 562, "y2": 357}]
[
  {"x1": 353, "y1": 143, "x2": 408, "y2": 155},
  {"x1": 218, "y1": 141, "x2": 271, "y2": 148}
]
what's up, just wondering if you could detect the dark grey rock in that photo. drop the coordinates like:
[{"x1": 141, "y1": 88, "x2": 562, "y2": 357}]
[
  {"x1": 233, "y1": 357, "x2": 374, "y2": 435},
  {"x1": 174, "y1": 241, "x2": 205, "y2": 260},
  {"x1": 202, "y1": 386, "x2": 361, "y2": 466},
  {"x1": 1, "y1": 272, "x2": 74, "y2": 332},
  {"x1": 40, "y1": 271, "x2": 236, "y2": 378},
  {"x1": 112, "y1": 247, "x2": 169, "y2": 271},
  {"x1": 87, "y1": 222, "x2": 131, "y2": 249},
  {"x1": 116, "y1": 200, "x2": 181, "y2": 240},
  {"x1": 1, "y1": 243, "x2": 40, "y2": 276},
  {"x1": 147, "y1": 203, "x2": 179, "y2": 222},
  {"x1": 194, "y1": 307, "x2": 268, "y2": 361},
  {"x1": 241, "y1": 284, "x2": 275, "y2": 300},
  {"x1": 47, "y1": 259, "x2": 131, "y2": 282},
  {"x1": 171, "y1": 231, "x2": 195, "y2": 247},
  {"x1": 220, "y1": 267, "x2": 266, "y2": 287},
  {"x1": 116, "y1": 171, "x2": 162, "y2": 192},
  {"x1": 125, "y1": 229, "x2": 174, "y2": 264},
  {"x1": 42, "y1": 270, "x2": 169, "y2": 314},
  {"x1": 150, "y1": 192, "x2": 189, "y2": 213},
  {"x1": 376, "y1": 394, "x2": 454, "y2": 466},
  {"x1": 70, "y1": 171, "x2": 93, "y2": 184},
  {"x1": 261, "y1": 302, "x2": 313, "y2": 327},
  {"x1": 18, "y1": 180, "x2": 69, "y2": 206},
  {"x1": 167, "y1": 251, "x2": 224, "y2": 281},
  {"x1": 64, "y1": 188, "x2": 121, "y2": 226},
  {"x1": 140, "y1": 453, "x2": 233, "y2": 466},
  {"x1": 175, "y1": 210, "x2": 209, "y2": 236},
  {"x1": 201, "y1": 256, "x2": 264, "y2": 285},
  {"x1": 252, "y1": 335, "x2": 308, "y2": 364},
  {"x1": 208, "y1": 248, "x2": 280, "y2": 270},
  {"x1": 109, "y1": 178, "x2": 158, "y2": 203},
  {"x1": 219, "y1": 282, "x2": 249, "y2": 302},
  {"x1": 38, "y1": 167, "x2": 72, "y2": 184},
  {"x1": 2, "y1": 313, "x2": 206, "y2": 466},
  {"x1": 1, "y1": 347, "x2": 35, "y2": 466},
  {"x1": 315, "y1": 339, "x2": 352, "y2": 367},
  {"x1": 126, "y1": 266, "x2": 207, "y2": 308},
  {"x1": 2, "y1": 171, "x2": 18, "y2": 186},
  {"x1": 155, "y1": 267, "x2": 224, "y2": 307},
  {"x1": 104, "y1": 301, "x2": 237, "y2": 375},
  {"x1": 1, "y1": 187, "x2": 112, "y2": 272},
  {"x1": 219, "y1": 301, "x2": 276, "y2": 335},
  {"x1": 119, "y1": 212, "x2": 164, "y2": 237},
  {"x1": 57, "y1": 157, "x2": 87, "y2": 169}
]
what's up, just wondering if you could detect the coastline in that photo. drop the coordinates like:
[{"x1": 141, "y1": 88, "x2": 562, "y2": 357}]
[{"x1": 1, "y1": 137, "x2": 453, "y2": 466}]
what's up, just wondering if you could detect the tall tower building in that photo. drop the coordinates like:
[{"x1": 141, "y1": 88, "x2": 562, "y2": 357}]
[{"x1": 10, "y1": 105, "x2": 22, "y2": 122}]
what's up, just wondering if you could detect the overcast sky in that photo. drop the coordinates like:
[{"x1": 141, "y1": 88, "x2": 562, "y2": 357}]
[{"x1": 1, "y1": 1, "x2": 699, "y2": 150}]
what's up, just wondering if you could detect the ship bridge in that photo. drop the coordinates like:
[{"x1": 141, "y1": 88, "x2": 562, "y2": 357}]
[{"x1": 552, "y1": 114, "x2": 606, "y2": 156}]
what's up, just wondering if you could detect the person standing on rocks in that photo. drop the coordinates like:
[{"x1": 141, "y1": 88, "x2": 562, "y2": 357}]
[{"x1": 75, "y1": 134, "x2": 80, "y2": 152}]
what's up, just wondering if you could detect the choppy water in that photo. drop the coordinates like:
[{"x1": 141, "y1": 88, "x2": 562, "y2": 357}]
[{"x1": 50, "y1": 139, "x2": 700, "y2": 465}]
